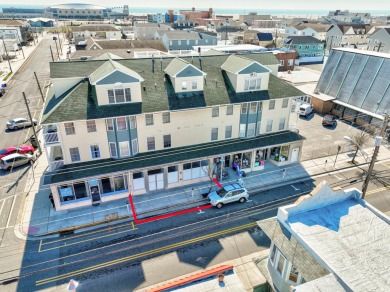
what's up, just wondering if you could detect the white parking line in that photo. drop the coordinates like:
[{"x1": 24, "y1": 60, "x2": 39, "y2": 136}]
[
  {"x1": 291, "y1": 185, "x2": 300, "y2": 191},
  {"x1": 0, "y1": 200, "x2": 4, "y2": 217},
  {"x1": 5, "y1": 196, "x2": 16, "y2": 228}
]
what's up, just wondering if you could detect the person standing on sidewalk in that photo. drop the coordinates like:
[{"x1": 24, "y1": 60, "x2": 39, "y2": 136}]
[
  {"x1": 49, "y1": 193, "x2": 55, "y2": 208},
  {"x1": 282, "y1": 168, "x2": 286, "y2": 178}
]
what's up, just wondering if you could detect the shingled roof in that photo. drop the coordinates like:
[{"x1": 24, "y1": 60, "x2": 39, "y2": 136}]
[{"x1": 44, "y1": 53, "x2": 303, "y2": 124}]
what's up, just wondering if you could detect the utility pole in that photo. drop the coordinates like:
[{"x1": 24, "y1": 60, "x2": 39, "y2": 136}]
[
  {"x1": 53, "y1": 37, "x2": 60, "y2": 59},
  {"x1": 23, "y1": 92, "x2": 42, "y2": 156},
  {"x1": 1, "y1": 36, "x2": 13, "y2": 72},
  {"x1": 361, "y1": 114, "x2": 389, "y2": 199},
  {"x1": 49, "y1": 45, "x2": 54, "y2": 62},
  {"x1": 34, "y1": 72, "x2": 45, "y2": 102},
  {"x1": 57, "y1": 31, "x2": 62, "y2": 53}
]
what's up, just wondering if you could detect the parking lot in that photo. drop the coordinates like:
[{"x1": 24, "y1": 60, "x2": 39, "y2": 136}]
[{"x1": 290, "y1": 112, "x2": 375, "y2": 161}]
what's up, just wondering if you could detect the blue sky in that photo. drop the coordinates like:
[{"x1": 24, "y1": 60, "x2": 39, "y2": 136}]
[{"x1": 5, "y1": 0, "x2": 390, "y2": 10}]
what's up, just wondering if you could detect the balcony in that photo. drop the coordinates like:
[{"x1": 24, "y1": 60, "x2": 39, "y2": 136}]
[
  {"x1": 46, "y1": 145, "x2": 64, "y2": 171},
  {"x1": 43, "y1": 125, "x2": 59, "y2": 145}
]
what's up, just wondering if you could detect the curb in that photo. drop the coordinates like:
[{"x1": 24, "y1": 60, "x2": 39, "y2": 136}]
[{"x1": 20, "y1": 157, "x2": 389, "y2": 240}]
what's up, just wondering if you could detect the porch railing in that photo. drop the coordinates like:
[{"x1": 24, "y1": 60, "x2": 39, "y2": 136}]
[
  {"x1": 49, "y1": 160, "x2": 64, "y2": 171},
  {"x1": 44, "y1": 132, "x2": 59, "y2": 145}
]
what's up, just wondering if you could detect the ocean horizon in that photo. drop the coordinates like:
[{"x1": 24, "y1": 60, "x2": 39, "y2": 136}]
[{"x1": 0, "y1": 4, "x2": 389, "y2": 16}]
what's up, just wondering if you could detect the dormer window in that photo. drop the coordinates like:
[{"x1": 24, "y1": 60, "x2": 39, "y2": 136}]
[
  {"x1": 108, "y1": 88, "x2": 131, "y2": 104},
  {"x1": 244, "y1": 76, "x2": 261, "y2": 91}
]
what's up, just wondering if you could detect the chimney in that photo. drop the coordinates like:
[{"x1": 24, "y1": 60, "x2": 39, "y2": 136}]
[{"x1": 152, "y1": 54, "x2": 155, "y2": 73}]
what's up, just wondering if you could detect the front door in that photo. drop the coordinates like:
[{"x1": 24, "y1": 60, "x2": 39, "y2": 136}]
[
  {"x1": 89, "y1": 180, "x2": 101, "y2": 202},
  {"x1": 291, "y1": 148, "x2": 299, "y2": 163},
  {"x1": 148, "y1": 169, "x2": 164, "y2": 191}
]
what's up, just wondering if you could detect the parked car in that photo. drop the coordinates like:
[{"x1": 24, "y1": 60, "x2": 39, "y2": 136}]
[
  {"x1": 322, "y1": 114, "x2": 337, "y2": 126},
  {"x1": 0, "y1": 88, "x2": 5, "y2": 97},
  {"x1": 208, "y1": 183, "x2": 249, "y2": 209},
  {"x1": 6, "y1": 118, "x2": 37, "y2": 130},
  {"x1": 0, "y1": 146, "x2": 35, "y2": 159},
  {"x1": 0, "y1": 153, "x2": 34, "y2": 171},
  {"x1": 298, "y1": 104, "x2": 313, "y2": 117}
]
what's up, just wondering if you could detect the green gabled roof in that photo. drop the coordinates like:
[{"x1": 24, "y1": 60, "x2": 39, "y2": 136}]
[
  {"x1": 42, "y1": 83, "x2": 142, "y2": 124},
  {"x1": 221, "y1": 54, "x2": 275, "y2": 74},
  {"x1": 46, "y1": 53, "x2": 303, "y2": 123},
  {"x1": 44, "y1": 130, "x2": 303, "y2": 185},
  {"x1": 89, "y1": 59, "x2": 144, "y2": 84},
  {"x1": 42, "y1": 81, "x2": 89, "y2": 124}
]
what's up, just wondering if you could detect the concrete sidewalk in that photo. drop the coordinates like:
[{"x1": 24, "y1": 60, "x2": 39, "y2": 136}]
[{"x1": 15, "y1": 142, "x2": 390, "y2": 240}]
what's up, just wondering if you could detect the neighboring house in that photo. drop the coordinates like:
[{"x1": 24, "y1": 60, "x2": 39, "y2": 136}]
[
  {"x1": 147, "y1": 13, "x2": 166, "y2": 24},
  {"x1": 179, "y1": 7, "x2": 213, "y2": 22},
  {"x1": 367, "y1": 27, "x2": 390, "y2": 53},
  {"x1": 316, "y1": 48, "x2": 390, "y2": 125},
  {"x1": 243, "y1": 30, "x2": 274, "y2": 46},
  {"x1": 79, "y1": 37, "x2": 168, "y2": 52},
  {"x1": 326, "y1": 10, "x2": 372, "y2": 24},
  {"x1": 273, "y1": 50, "x2": 297, "y2": 71},
  {"x1": 285, "y1": 23, "x2": 330, "y2": 41},
  {"x1": 253, "y1": 19, "x2": 281, "y2": 29},
  {"x1": 325, "y1": 24, "x2": 371, "y2": 50},
  {"x1": 158, "y1": 30, "x2": 217, "y2": 51},
  {"x1": 238, "y1": 13, "x2": 271, "y2": 26},
  {"x1": 171, "y1": 20, "x2": 196, "y2": 30},
  {"x1": 134, "y1": 23, "x2": 171, "y2": 40},
  {"x1": 42, "y1": 52, "x2": 304, "y2": 211},
  {"x1": 71, "y1": 25, "x2": 122, "y2": 40},
  {"x1": 0, "y1": 19, "x2": 30, "y2": 41},
  {"x1": 255, "y1": 181, "x2": 390, "y2": 292},
  {"x1": 284, "y1": 36, "x2": 325, "y2": 65}
]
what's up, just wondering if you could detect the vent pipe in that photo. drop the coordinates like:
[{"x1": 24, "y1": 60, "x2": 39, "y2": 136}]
[
  {"x1": 198, "y1": 47, "x2": 202, "y2": 71},
  {"x1": 152, "y1": 54, "x2": 155, "y2": 74}
]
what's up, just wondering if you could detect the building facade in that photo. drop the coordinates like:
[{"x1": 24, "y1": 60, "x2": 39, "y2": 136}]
[
  {"x1": 158, "y1": 31, "x2": 217, "y2": 51},
  {"x1": 367, "y1": 28, "x2": 390, "y2": 53},
  {"x1": 41, "y1": 53, "x2": 304, "y2": 211},
  {"x1": 284, "y1": 36, "x2": 325, "y2": 65},
  {"x1": 70, "y1": 25, "x2": 122, "y2": 40},
  {"x1": 325, "y1": 24, "x2": 370, "y2": 50},
  {"x1": 45, "y1": 3, "x2": 111, "y2": 20}
]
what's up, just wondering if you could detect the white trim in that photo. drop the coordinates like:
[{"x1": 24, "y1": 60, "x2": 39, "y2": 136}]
[
  {"x1": 116, "y1": 116, "x2": 127, "y2": 131},
  {"x1": 119, "y1": 141, "x2": 130, "y2": 157},
  {"x1": 92, "y1": 69, "x2": 144, "y2": 85},
  {"x1": 109, "y1": 142, "x2": 117, "y2": 158}
]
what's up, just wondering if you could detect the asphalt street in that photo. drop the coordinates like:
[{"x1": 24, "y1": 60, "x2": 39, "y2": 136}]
[
  {"x1": 4, "y1": 163, "x2": 389, "y2": 291},
  {"x1": 0, "y1": 35, "x2": 53, "y2": 290}
]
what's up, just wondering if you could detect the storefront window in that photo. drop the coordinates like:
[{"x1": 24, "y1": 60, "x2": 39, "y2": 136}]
[
  {"x1": 270, "y1": 145, "x2": 289, "y2": 162},
  {"x1": 241, "y1": 152, "x2": 252, "y2": 169},
  {"x1": 255, "y1": 149, "x2": 266, "y2": 167}
]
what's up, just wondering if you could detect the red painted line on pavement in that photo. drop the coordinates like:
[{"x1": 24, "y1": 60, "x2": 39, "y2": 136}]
[
  {"x1": 128, "y1": 193, "x2": 212, "y2": 225},
  {"x1": 146, "y1": 264, "x2": 233, "y2": 292},
  {"x1": 213, "y1": 178, "x2": 222, "y2": 188}
]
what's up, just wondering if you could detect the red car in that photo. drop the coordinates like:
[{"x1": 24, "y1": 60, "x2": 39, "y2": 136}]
[{"x1": 0, "y1": 146, "x2": 35, "y2": 159}]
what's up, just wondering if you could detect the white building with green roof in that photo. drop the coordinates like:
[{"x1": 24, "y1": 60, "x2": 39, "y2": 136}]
[{"x1": 41, "y1": 52, "x2": 305, "y2": 211}]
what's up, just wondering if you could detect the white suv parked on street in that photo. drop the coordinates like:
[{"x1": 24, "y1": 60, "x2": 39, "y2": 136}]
[{"x1": 208, "y1": 183, "x2": 249, "y2": 209}]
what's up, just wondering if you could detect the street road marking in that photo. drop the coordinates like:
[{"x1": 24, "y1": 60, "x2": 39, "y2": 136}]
[
  {"x1": 333, "y1": 175, "x2": 343, "y2": 181},
  {"x1": 36, "y1": 222, "x2": 257, "y2": 286},
  {"x1": 39, "y1": 222, "x2": 137, "y2": 252},
  {"x1": 380, "y1": 162, "x2": 390, "y2": 169},
  {"x1": 291, "y1": 185, "x2": 300, "y2": 191},
  {"x1": 5, "y1": 196, "x2": 16, "y2": 228},
  {"x1": 365, "y1": 186, "x2": 390, "y2": 196}
]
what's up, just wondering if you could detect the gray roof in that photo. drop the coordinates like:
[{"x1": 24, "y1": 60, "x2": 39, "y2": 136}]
[
  {"x1": 294, "y1": 23, "x2": 331, "y2": 33},
  {"x1": 70, "y1": 48, "x2": 163, "y2": 60},
  {"x1": 134, "y1": 23, "x2": 159, "y2": 28},
  {"x1": 317, "y1": 48, "x2": 390, "y2": 115},
  {"x1": 71, "y1": 25, "x2": 120, "y2": 32},
  {"x1": 277, "y1": 182, "x2": 390, "y2": 291},
  {"x1": 45, "y1": 53, "x2": 303, "y2": 123},
  {"x1": 162, "y1": 31, "x2": 202, "y2": 40},
  {"x1": 89, "y1": 59, "x2": 143, "y2": 84},
  {"x1": 44, "y1": 131, "x2": 303, "y2": 185},
  {"x1": 221, "y1": 55, "x2": 271, "y2": 74},
  {"x1": 202, "y1": 49, "x2": 226, "y2": 56},
  {"x1": 294, "y1": 274, "x2": 346, "y2": 292},
  {"x1": 285, "y1": 36, "x2": 324, "y2": 44}
]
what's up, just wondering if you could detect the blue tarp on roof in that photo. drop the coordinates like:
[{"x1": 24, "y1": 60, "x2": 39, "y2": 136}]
[{"x1": 257, "y1": 33, "x2": 273, "y2": 41}]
